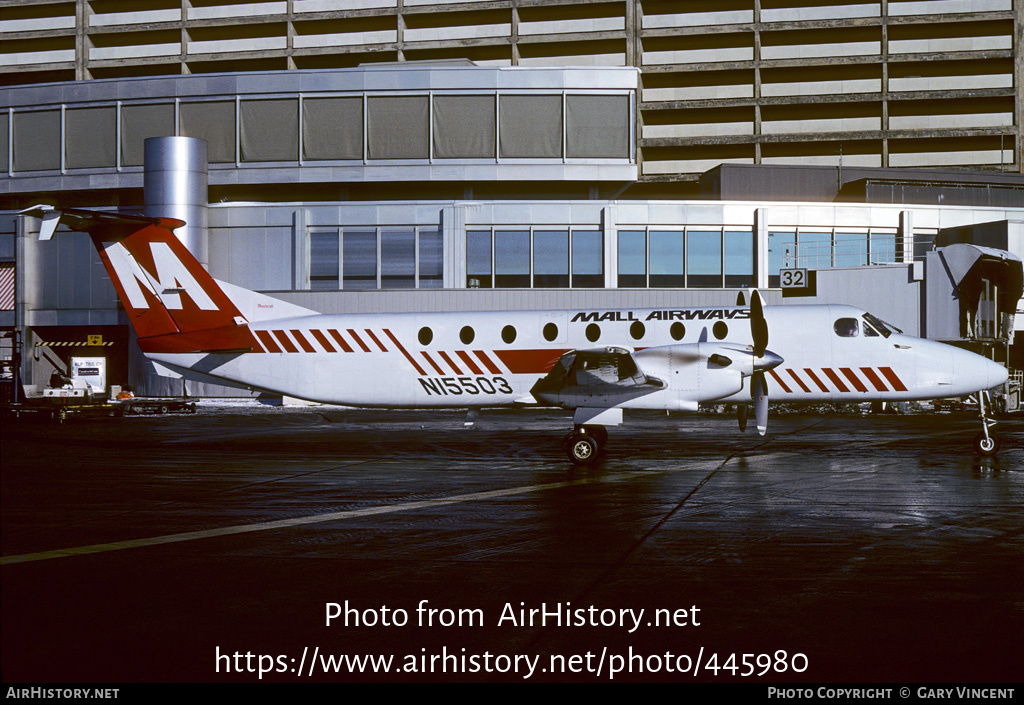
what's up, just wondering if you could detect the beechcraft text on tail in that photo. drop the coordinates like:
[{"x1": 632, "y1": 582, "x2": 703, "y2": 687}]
[{"x1": 23, "y1": 206, "x2": 1009, "y2": 463}]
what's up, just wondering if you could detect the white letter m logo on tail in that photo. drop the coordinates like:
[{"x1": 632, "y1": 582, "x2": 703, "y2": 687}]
[{"x1": 103, "y1": 241, "x2": 218, "y2": 311}]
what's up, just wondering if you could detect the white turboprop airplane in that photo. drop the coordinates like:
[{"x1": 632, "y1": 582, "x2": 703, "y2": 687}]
[{"x1": 27, "y1": 206, "x2": 1009, "y2": 463}]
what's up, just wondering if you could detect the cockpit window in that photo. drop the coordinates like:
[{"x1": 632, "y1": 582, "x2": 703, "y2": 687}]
[
  {"x1": 834, "y1": 318, "x2": 859, "y2": 337},
  {"x1": 863, "y1": 322, "x2": 880, "y2": 337},
  {"x1": 862, "y1": 312, "x2": 901, "y2": 338}
]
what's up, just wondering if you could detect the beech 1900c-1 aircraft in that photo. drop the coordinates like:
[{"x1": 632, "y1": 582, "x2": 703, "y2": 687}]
[{"x1": 27, "y1": 206, "x2": 1009, "y2": 463}]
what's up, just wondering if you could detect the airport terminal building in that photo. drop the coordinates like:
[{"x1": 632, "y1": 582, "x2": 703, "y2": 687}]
[{"x1": 1, "y1": 0, "x2": 1022, "y2": 398}]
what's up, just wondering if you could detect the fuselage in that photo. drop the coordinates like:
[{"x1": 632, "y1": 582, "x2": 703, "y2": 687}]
[{"x1": 149, "y1": 303, "x2": 1007, "y2": 409}]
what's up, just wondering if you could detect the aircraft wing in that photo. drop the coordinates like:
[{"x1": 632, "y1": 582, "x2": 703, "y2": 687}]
[{"x1": 529, "y1": 346, "x2": 666, "y2": 409}]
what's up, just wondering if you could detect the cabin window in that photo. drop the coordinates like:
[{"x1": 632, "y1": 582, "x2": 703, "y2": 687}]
[
  {"x1": 460, "y1": 326, "x2": 475, "y2": 345},
  {"x1": 630, "y1": 321, "x2": 645, "y2": 340},
  {"x1": 501, "y1": 325, "x2": 517, "y2": 344},
  {"x1": 543, "y1": 322, "x2": 559, "y2": 342},
  {"x1": 834, "y1": 318, "x2": 859, "y2": 337},
  {"x1": 670, "y1": 322, "x2": 685, "y2": 341},
  {"x1": 586, "y1": 324, "x2": 601, "y2": 343},
  {"x1": 713, "y1": 321, "x2": 728, "y2": 340},
  {"x1": 418, "y1": 327, "x2": 433, "y2": 345}
]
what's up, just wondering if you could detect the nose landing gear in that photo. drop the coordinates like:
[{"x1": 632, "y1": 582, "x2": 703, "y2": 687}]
[{"x1": 973, "y1": 391, "x2": 1001, "y2": 456}]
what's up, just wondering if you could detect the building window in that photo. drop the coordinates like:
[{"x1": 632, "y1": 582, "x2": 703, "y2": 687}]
[
  {"x1": 724, "y1": 230, "x2": 754, "y2": 288},
  {"x1": 687, "y1": 230, "x2": 722, "y2": 288},
  {"x1": 179, "y1": 101, "x2": 236, "y2": 164},
  {"x1": 66, "y1": 106, "x2": 116, "y2": 169},
  {"x1": 834, "y1": 232, "x2": 868, "y2": 268},
  {"x1": 494, "y1": 230, "x2": 531, "y2": 288},
  {"x1": 310, "y1": 229, "x2": 340, "y2": 290},
  {"x1": 533, "y1": 230, "x2": 569, "y2": 288},
  {"x1": 381, "y1": 229, "x2": 416, "y2": 290},
  {"x1": 240, "y1": 99, "x2": 299, "y2": 163},
  {"x1": 419, "y1": 229, "x2": 444, "y2": 289},
  {"x1": 308, "y1": 226, "x2": 444, "y2": 291},
  {"x1": 433, "y1": 95, "x2": 495, "y2": 159},
  {"x1": 768, "y1": 231, "x2": 796, "y2": 288},
  {"x1": 571, "y1": 231, "x2": 604, "y2": 288},
  {"x1": 367, "y1": 96, "x2": 429, "y2": 160},
  {"x1": 649, "y1": 231, "x2": 685, "y2": 288},
  {"x1": 121, "y1": 103, "x2": 174, "y2": 167},
  {"x1": 617, "y1": 230, "x2": 646, "y2": 288},
  {"x1": 620, "y1": 228, "x2": 755, "y2": 289},
  {"x1": 467, "y1": 228, "x2": 605, "y2": 289},
  {"x1": 467, "y1": 230, "x2": 492, "y2": 289},
  {"x1": 302, "y1": 97, "x2": 363, "y2": 161}
]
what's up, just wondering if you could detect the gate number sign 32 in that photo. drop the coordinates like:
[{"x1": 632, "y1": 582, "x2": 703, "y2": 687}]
[{"x1": 780, "y1": 268, "x2": 807, "y2": 288}]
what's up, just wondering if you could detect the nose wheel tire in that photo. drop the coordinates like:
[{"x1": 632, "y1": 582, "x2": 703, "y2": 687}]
[
  {"x1": 563, "y1": 430, "x2": 600, "y2": 465},
  {"x1": 973, "y1": 432, "x2": 1000, "y2": 456}
]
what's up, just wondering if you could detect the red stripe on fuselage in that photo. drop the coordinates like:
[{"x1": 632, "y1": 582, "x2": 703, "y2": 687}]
[
  {"x1": 475, "y1": 351, "x2": 502, "y2": 374},
  {"x1": 860, "y1": 367, "x2": 888, "y2": 392},
  {"x1": 879, "y1": 367, "x2": 908, "y2": 392},
  {"x1": 438, "y1": 351, "x2": 463, "y2": 375},
  {"x1": 273, "y1": 330, "x2": 298, "y2": 353},
  {"x1": 291, "y1": 330, "x2": 316, "y2": 353},
  {"x1": 822, "y1": 368, "x2": 849, "y2": 392},
  {"x1": 769, "y1": 369, "x2": 793, "y2": 393},
  {"x1": 840, "y1": 368, "x2": 868, "y2": 393},
  {"x1": 804, "y1": 368, "x2": 830, "y2": 393},
  {"x1": 492, "y1": 349, "x2": 569, "y2": 375},
  {"x1": 310, "y1": 329, "x2": 336, "y2": 353},
  {"x1": 347, "y1": 329, "x2": 371, "y2": 353},
  {"x1": 256, "y1": 330, "x2": 281, "y2": 353},
  {"x1": 787, "y1": 369, "x2": 811, "y2": 393},
  {"x1": 328, "y1": 329, "x2": 353, "y2": 353},
  {"x1": 364, "y1": 329, "x2": 388, "y2": 352},
  {"x1": 382, "y1": 328, "x2": 426, "y2": 376},
  {"x1": 421, "y1": 352, "x2": 446, "y2": 376},
  {"x1": 456, "y1": 350, "x2": 483, "y2": 375}
]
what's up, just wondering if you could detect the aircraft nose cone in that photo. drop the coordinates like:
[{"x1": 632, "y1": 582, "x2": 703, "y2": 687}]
[{"x1": 951, "y1": 347, "x2": 1007, "y2": 392}]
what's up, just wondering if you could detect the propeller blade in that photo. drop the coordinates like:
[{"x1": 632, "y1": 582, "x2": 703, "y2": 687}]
[
  {"x1": 752, "y1": 371, "x2": 769, "y2": 436},
  {"x1": 736, "y1": 291, "x2": 746, "y2": 306},
  {"x1": 737, "y1": 403, "x2": 748, "y2": 432},
  {"x1": 750, "y1": 289, "x2": 768, "y2": 358}
]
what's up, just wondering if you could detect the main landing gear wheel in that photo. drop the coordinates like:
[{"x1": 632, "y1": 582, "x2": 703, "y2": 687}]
[
  {"x1": 563, "y1": 428, "x2": 601, "y2": 465},
  {"x1": 973, "y1": 432, "x2": 1000, "y2": 456}
]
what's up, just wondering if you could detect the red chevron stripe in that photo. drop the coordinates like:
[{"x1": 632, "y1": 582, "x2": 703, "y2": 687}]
[
  {"x1": 860, "y1": 367, "x2": 888, "y2": 392},
  {"x1": 879, "y1": 367, "x2": 908, "y2": 392},
  {"x1": 291, "y1": 330, "x2": 316, "y2": 353},
  {"x1": 474, "y1": 350, "x2": 502, "y2": 375},
  {"x1": 347, "y1": 329, "x2": 371, "y2": 353},
  {"x1": 310, "y1": 329, "x2": 336, "y2": 353},
  {"x1": 804, "y1": 368, "x2": 830, "y2": 393},
  {"x1": 769, "y1": 369, "x2": 793, "y2": 393},
  {"x1": 822, "y1": 367, "x2": 849, "y2": 393},
  {"x1": 421, "y1": 352, "x2": 445, "y2": 376},
  {"x1": 382, "y1": 328, "x2": 425, "y2": 376},
  {"x1": 365, "y1": 329, "x2": 388, "y2": 352},
  {"x1": 328, "y1": 329, "x2": 353, "y2": 353},
  {"x1": 787, "y1": 369, "x2": 811, "y2": 393},
  {"x1": 438, "y1": 351, "x2": 463, "y2": 375},
  {"x1": 255, "y1": 330, "x2": 281, "y2": 353},
  {"x1": 273, "y1": 330, "x2": 298, "y2": 353},
  {"x1": 840, "y1": 367, "x2": 868, "y2": 393},
  {"x1": 457, "y1": 350, "x2": 483, "y2": 375}
]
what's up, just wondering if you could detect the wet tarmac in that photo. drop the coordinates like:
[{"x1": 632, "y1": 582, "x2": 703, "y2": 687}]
[{"x1": 2, "y1": 404, "x2": 1022, "y2": 683}]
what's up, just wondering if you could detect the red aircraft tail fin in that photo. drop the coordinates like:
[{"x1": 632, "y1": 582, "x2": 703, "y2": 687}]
[{"x1": 26, "y1": 207, "x2": 258, "y2": 354}]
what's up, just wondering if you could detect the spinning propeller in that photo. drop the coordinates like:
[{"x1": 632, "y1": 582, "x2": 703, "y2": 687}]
[{"x1": 739, "y1": 290, "x2": 783, "y2": 435}]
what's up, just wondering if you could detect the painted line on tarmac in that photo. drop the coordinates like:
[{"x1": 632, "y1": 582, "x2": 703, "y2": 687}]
[{"x1": 1, "y1": 466, "x2": 703, "y2": 566}]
